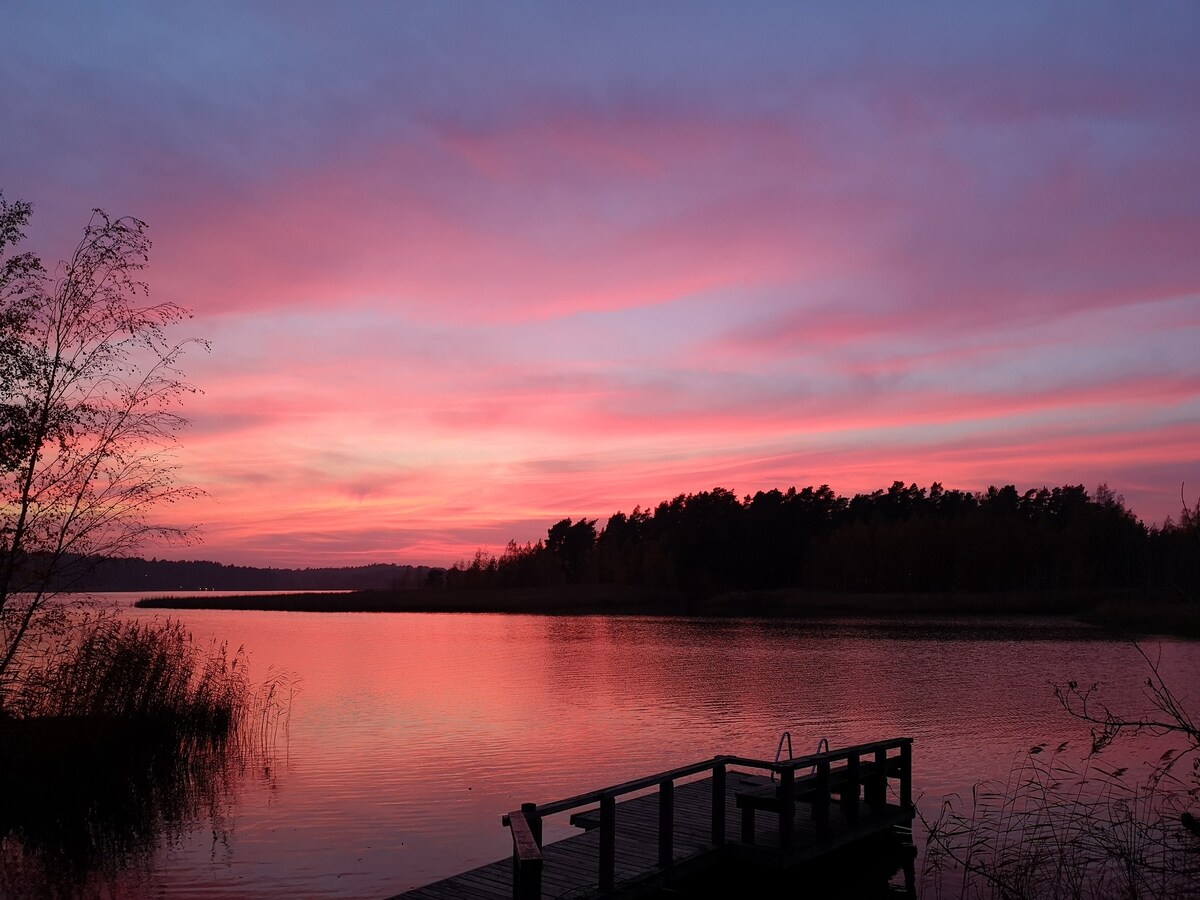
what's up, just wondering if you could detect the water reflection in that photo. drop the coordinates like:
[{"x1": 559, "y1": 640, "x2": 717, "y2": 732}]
[
  {"x1": 0, "y1": 716, "x2": 272, "y2": 898},
  {"x1": 21, "y1": 604, "x2": 1187, "y2": 898}
]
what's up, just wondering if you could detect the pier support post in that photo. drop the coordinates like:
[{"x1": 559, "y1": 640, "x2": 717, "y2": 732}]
[
  {"x1": 866, "y1": 748, "x2": 887, "y2": 808},
  {"x1": 522, "y1": 802, "x2": 542, "y2": 848},
  {"x1": 813, "y1": 759, "x2": 830, "y2": 838},
  {"x1": 900, "y1": 742, "x2": 913, "y2": 810},
  {"x1": 778, "y1": 766, "x2": 795, "y2": 851},
  {"x1": 711, "y1": 760, "x2": 726, "y2": 846},
  {"x1": 508, "y1": 805, "x2": 543, "y2": 900},
  {"x1": 842, "y1": 753, "x2": 860, "y2": 824},
  {"x1": 658, "y1": 779, "x2": 674, "y2": 868},
  {"x1": 600, "y1": 794, "x2": 616, "y2": 891}
]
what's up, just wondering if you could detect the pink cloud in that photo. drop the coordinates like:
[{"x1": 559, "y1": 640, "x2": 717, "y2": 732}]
[{"x1": 137, "y1": 111, "x2": 886, "y2": 325}]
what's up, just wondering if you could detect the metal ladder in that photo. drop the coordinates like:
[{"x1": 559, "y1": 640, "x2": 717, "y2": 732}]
[{"x1": 771, "y1": 731, "x2": 829, "y2": 780}]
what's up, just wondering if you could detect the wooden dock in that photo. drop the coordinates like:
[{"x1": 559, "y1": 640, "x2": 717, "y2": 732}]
[{"x1": 389, "y1": 737, "x2": 915, "y2": 899}]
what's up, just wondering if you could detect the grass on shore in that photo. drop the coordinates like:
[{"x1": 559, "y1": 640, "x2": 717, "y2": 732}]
[
  {"x1": 922, "y1": 742, "x2": 1200, "y2": 898},
  {"x1": 4, "y1": 618, "x2": 246, "y2": 736}
]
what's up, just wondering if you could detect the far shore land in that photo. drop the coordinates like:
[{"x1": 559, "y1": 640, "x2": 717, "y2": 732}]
[{"x1": 134, "y1": 586, "x2": 1200, "y2": 637}]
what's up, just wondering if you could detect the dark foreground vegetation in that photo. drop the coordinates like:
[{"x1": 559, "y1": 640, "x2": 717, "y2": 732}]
[
  {"x1": 921, "y1": 646, "x2": 1200, "y2": 898},
  {"x1": 0, "y1": 193, "x2": 277, "y2": 891},
  {"x1": 0, "y1": 617, "x2": 289, "y2": 895}
]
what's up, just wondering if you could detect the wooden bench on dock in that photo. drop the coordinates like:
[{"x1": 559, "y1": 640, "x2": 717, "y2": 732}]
[{"x1": 392, "y1": 737, "x2": 915, "y2": 900}]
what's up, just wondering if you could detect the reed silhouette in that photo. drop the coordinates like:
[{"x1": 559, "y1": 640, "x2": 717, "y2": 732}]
[
  {"x1": 0, "y1": 617, "x2": 293, "y2": 895},
  {"x1": 921, "y1": 646, "x2": 1200, "y2": 898}
]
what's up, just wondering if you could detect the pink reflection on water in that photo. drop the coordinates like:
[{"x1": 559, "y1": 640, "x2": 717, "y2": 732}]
[{"x1": 106, "y1": 604, "x2": 1200, "y2": 898}]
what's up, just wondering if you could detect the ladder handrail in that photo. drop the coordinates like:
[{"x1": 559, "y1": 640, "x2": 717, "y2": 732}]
[
  {"x1": 774, "y1": 733, "x2": 830, "y2": 781},
  {"x1": 810, "y1": 738, "x2": 831, "y2": 773},
  {"x1": 771, "y1": 730, "x2": 793, "y2": 781}
]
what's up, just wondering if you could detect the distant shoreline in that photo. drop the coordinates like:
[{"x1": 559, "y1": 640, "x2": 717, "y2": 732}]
[{"x1": 133, "y1": 586, "x2": 1200, "y2": 637}]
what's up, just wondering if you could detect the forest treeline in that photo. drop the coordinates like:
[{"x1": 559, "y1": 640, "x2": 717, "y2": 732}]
[
  {"x1": 440, "y1": 482, "x2": 1200, "y2": 598},
  {"x1": 35, "y1": 556, "x2": 433, "y2": 592}
]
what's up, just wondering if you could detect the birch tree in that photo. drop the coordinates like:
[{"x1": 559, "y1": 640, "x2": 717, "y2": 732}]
[{"x1": 0, "y1": 192, "x2": 204, "y2": 708}]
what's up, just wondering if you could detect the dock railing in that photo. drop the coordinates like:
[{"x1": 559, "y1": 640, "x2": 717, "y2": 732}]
[
  {"x1": 730, "y1": 737, "x2": 913, "y2": 850},
  {"x1": 502, "y1": 737, "x2": 912, "y2": 899}
]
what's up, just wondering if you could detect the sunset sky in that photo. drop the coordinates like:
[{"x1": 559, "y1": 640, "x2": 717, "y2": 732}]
[{"x1": 3, "y1": 2, "x2": 1198, "y2": 567}]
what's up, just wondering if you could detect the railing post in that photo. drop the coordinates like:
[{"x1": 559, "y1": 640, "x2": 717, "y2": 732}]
[
  {"x1": 523, "y1": 802, "x2": 542, "y2": 848},
  {"x1": 509, "y1": 806, "x2": 543, "y2": 900},
  {"x1": 900, "y1": 741, "x2": 913, "y2": 810},
  {"x1": 867, "y1": 748, "x2": 887, "y2": 808},
  {"x1": 658, "y1": 779, "x2": 674, "y2": 868},
  {"x1": 813, "y1": 758, "x2": 830, "y2": 838},
  {"x1": 711, "y1": 759, "x2": 726, "y2": 845},
  {"x1": 842, "y1": 753, "x2": 860, "y2": 824},
  {"x1": 778, "y1": 766, "x2": 795, "y2": 851},
  {"x1": 600, "y1": 793, "x2": 616, "y2": 892}
]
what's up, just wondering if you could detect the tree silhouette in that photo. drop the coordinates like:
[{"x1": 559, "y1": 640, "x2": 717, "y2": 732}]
[
  {"x1": 0, "y1": 193, "x2": 204, "y2": 707},
  {"x1": 460, "y1": 479, "x2": 1192, "y2": 602},
  {"x1": 546, "y1": 517, "x2": 597, "y2": 583}
]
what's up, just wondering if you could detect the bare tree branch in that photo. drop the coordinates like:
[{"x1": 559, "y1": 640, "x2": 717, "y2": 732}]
[{"x1": 0, "y1": 194, "x2": 205, "y2": 706}]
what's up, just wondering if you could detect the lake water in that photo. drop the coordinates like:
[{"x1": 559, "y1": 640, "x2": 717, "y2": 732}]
[{"x1": 8, "y1": 596, "x2": 1200, "y2": 898}]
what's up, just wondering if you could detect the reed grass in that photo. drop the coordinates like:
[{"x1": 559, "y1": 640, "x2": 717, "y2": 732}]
[
  {"x1": 921, "y1": 743, "x2": 1200, "y2": 899},
  {"x1": 5, "y1": 618, "x2": 248, "y2": 745},
  {"x1": 0, "y1": 616, "x2": 295, "y2": 892}
]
